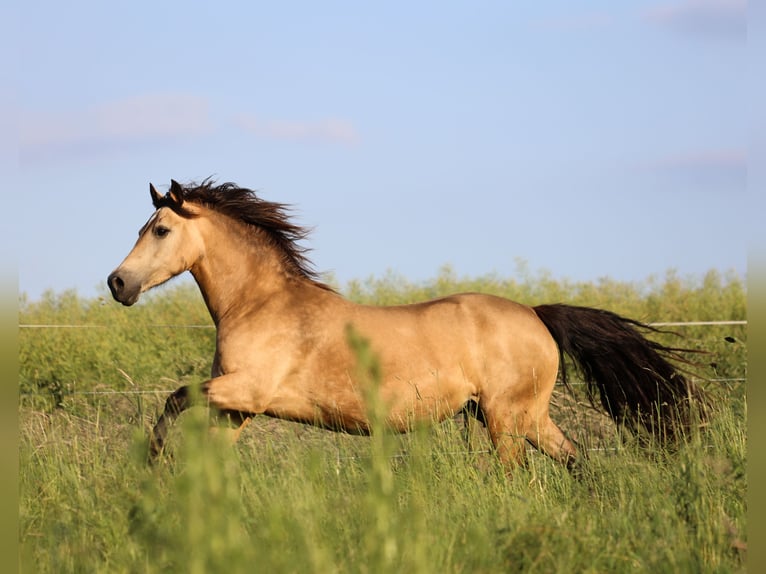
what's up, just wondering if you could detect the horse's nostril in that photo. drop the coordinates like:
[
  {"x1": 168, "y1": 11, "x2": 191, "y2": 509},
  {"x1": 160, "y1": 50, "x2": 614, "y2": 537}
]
[
  {"x1": 108, "y1": 273, "x2": 124, "y2": 294},
  {"x1": 107, "y1": 271, "x2": 138, "y2": 305}
]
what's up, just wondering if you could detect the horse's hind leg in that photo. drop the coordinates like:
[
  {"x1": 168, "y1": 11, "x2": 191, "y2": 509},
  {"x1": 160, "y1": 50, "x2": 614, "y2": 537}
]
[
  {"x1": 483, "y1": 409, "x2": 579, "y2": 475},
  {"x1": 525, "y1": 416, "x2": 579, "y2": 472},
  {"x1": 481, "y1": 406, "x2": 531, "y2": 471}
]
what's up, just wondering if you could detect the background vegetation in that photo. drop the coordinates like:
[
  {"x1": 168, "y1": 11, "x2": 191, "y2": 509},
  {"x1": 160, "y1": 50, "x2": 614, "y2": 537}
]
[{"x1": 19, "y1": 267, "x2": 747, "y2": 572}]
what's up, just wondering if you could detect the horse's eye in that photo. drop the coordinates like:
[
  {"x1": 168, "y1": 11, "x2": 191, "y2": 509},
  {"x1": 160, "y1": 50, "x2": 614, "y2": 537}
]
[{"x1": 155, "y1": 226, "x2": 170, "y2": 238}]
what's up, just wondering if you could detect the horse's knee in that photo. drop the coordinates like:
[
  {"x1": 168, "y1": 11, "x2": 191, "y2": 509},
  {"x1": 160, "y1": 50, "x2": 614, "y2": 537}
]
[
  {"x1": 161, "y1": 384, "x2": 200, "y2": 417},
  {"x1": 201, "y1": 374, "x2": 269, "y2": 414}
]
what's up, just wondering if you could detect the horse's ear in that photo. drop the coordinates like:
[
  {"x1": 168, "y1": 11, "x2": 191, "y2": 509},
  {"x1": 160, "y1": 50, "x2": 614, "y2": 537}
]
[
  {"x1": 168, "y1": 179, "x2": 184, "y2": 206},
  {"x1": 150, "y1": 183, "x2": 163, "y2": 208}
]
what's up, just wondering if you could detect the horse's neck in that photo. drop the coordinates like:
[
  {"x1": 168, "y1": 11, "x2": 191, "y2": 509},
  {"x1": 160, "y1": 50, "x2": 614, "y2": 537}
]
[{"x1": 190, "y1": 223, "x2": 295, "y2": 325}]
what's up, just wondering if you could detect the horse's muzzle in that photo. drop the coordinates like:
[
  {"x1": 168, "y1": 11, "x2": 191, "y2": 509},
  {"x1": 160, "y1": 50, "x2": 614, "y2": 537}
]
[{"x1": 107, "y1": 270, "x2": 140, "y2": 306}]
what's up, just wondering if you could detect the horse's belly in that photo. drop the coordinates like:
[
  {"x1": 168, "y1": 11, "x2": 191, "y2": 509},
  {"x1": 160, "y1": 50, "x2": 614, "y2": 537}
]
[
  {"x1": 262, "y1": 378, "x2": 370, "y2": 433},
  {"x1": 265, "y1": 372, "x2": 470, "y2": 434},
  {"x1": 376, "y1": 371, "x2": 473, "y2": 431}
]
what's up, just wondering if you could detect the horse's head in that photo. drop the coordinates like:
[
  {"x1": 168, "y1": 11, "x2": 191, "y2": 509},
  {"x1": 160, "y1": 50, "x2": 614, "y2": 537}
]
[{"x1": 107, "y1": 180, "x2": 204, "y2": 306}]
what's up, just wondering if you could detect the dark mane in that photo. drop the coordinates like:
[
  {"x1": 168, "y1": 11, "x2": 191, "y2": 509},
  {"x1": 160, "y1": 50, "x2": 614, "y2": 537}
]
[{"x1": 157, "y1": 179, "x2": 330, "y2": 289}]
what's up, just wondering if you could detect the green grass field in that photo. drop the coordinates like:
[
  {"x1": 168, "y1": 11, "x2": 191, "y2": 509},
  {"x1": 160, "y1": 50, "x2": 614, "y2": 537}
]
[{"x1": 19, "y1": 268, "x2": 747, "y2": 572}]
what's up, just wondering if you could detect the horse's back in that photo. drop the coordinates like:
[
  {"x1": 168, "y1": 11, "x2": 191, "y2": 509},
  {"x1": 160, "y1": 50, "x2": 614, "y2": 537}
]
[{"x1": 358, "y1": 292, "x2": 553, "y2": 353}]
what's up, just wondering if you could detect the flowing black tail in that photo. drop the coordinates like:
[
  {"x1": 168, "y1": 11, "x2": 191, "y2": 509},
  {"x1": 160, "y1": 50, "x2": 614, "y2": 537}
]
[{"x1": 534, "y1": 303, "x2": 705, "y2": 441}]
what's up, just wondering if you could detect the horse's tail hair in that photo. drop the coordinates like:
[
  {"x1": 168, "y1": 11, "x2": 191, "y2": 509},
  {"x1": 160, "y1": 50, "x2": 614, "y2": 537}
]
[{"x1": 533, "y1": 303, "x2": 706, "y2": 441}]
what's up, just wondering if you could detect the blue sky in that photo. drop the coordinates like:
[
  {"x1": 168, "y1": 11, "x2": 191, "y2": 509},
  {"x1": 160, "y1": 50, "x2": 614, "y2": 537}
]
[{"x1": 11, "y1": 1, "x2": 747, "y2": 300}]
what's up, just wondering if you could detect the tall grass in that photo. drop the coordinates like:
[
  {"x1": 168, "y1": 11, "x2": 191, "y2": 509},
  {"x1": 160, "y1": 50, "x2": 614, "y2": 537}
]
[
  {"x1": 19, "y1": 397, "x2": 747, "y2": 572},
  {"x1": 19, "y1": 269, "x2": 747, "y2": 572}
]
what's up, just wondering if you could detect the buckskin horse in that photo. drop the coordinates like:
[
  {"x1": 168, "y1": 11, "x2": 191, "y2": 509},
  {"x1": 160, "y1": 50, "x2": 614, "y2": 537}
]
[{"x1": 108, "y1": 179, "x2": 703, "y2": 470}]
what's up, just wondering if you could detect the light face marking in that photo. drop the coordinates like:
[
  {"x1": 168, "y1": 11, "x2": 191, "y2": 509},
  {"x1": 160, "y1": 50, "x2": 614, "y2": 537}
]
[{"x1": 138, "y1": 211, "x2": 160, "y2": 237}]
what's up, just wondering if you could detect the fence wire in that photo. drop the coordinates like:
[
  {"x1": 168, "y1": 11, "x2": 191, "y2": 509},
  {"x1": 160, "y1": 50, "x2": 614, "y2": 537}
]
[
  {"x1": 19, "y1": 320, "x2": 748, "y2": 329},
  {"x1": 19, "y1": 319, "x2": 746, "y2": 400}
]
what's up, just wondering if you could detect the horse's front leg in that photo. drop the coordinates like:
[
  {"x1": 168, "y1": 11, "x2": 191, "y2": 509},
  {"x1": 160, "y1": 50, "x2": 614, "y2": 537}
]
[
  {"x1": 149, "y1": 384, "x2": 198, "y2": 461},
  {"x1": 211, "y1": 410, "x2": 253, "y2": 445},
  {"x1": 149, "y1": 373, "x2": 266, "y2": 462}
]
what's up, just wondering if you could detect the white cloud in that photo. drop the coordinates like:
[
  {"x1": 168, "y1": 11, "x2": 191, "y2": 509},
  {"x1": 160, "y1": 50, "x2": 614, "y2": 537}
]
[
  {"x1": 233, "y1": 114, "x2": 360, "y2": 146},
  {"x1": 653, "y1": 148, "x2": 746, "y2": 169},
  {"x1": 645, "y1": 0, "x2": 746, "y2": 41},
  {"x1": 21, "y1": 94, "x2": 361, "y2": 164},
  {"x1": 641, "y1": 147, "x2": 746, "y2": 191},
  {"x1": 21, "y1": 93, "x2": 213, "y2": 161}
]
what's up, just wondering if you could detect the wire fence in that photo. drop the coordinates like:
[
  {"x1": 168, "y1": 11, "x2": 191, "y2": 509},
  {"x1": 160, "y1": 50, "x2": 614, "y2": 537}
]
[
  {"x1": 17, "y1": 320, "x2": 749, "y2": 329},
  {"x1": 19, "y1": 319, "x2": 746, "y2": 461},
  {"x1": 19, "y1": 378, "x2": 745, "y2": 399},
  {"x1": 18, "y1": 319, "x2": 747, "y2": 399}
]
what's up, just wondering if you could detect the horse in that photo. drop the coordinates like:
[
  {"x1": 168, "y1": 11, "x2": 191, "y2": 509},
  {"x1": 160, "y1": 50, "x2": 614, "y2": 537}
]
[{"x1": 107, "y1": 179, "x2": 704, "y2": 470}]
